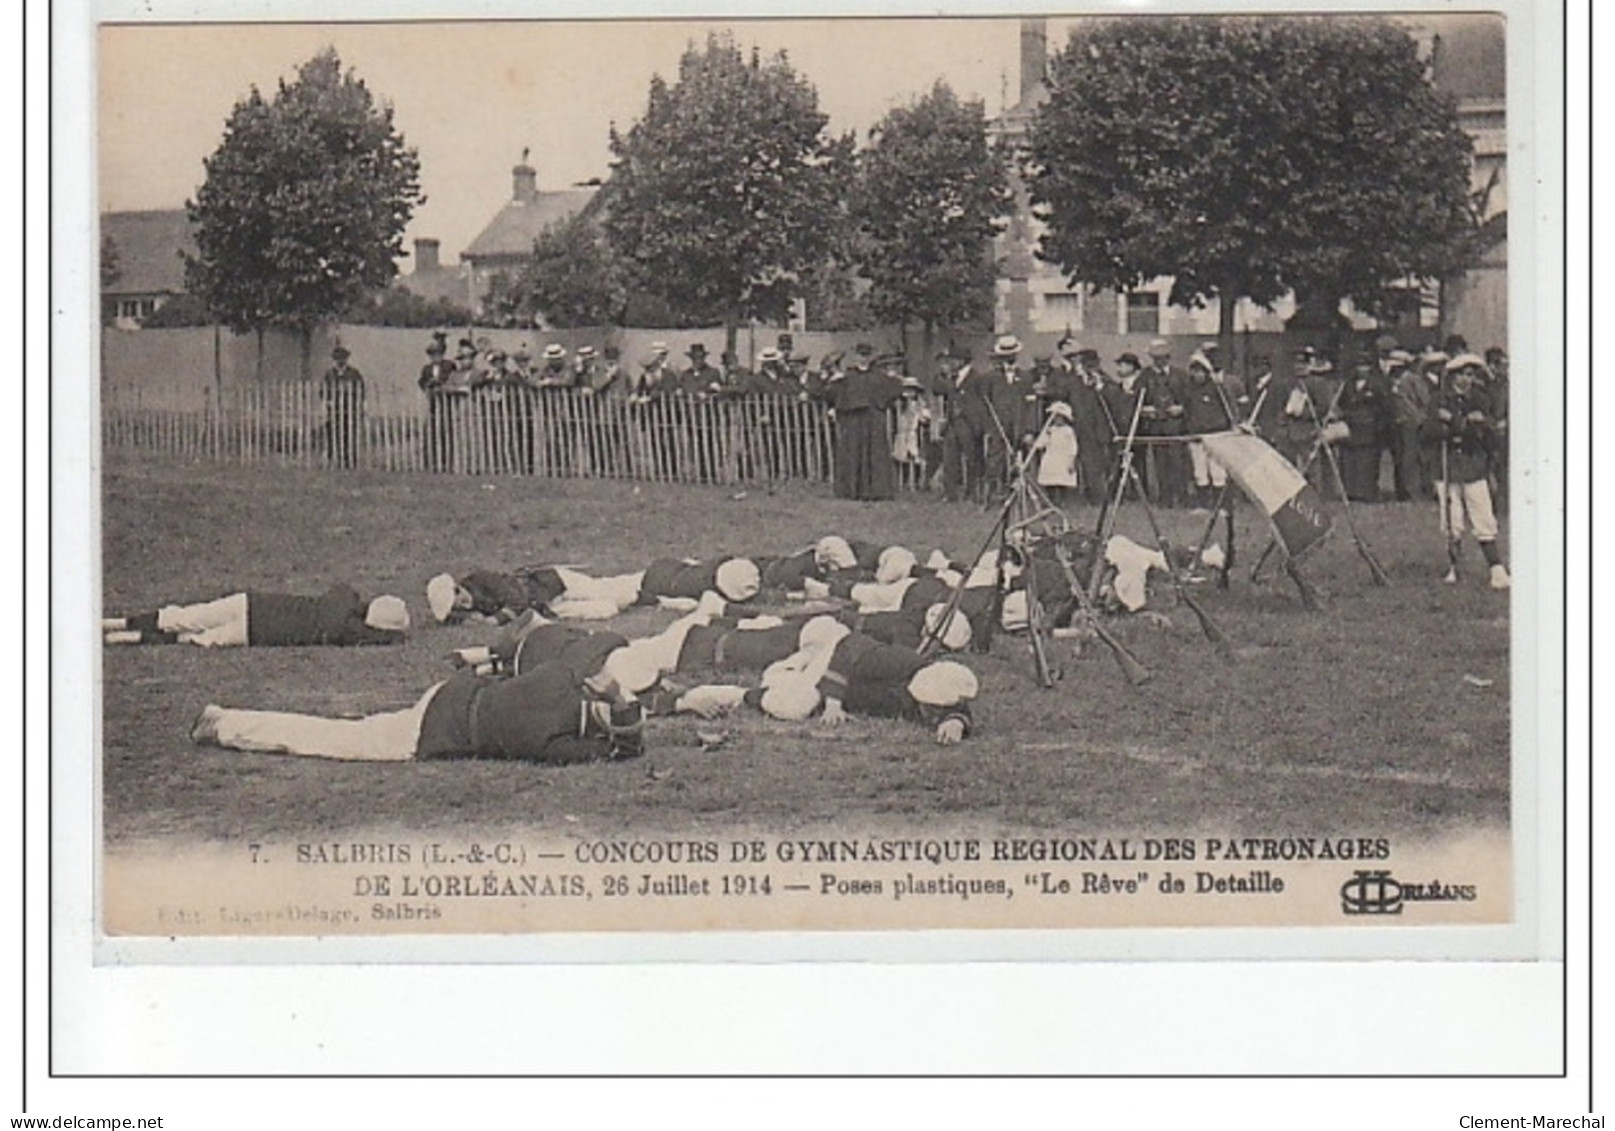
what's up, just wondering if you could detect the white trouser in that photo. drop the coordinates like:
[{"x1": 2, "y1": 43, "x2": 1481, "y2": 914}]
[
  {"x1": 1188, "y1": 440, "x2": 1228, "y2": 488},
  {"x1": 1438, "y1": 478, "x2": 1499, "y2": 541},
  {"x1": 550, "y1": 567, "x2": 645, "y2": 618},
  {"x1": 613, "y1": 609, "x2": 712, "y2": 676},
  {"x1": 850, "y1": 577, "x2": 917, "y2": 614},
  {"x1": 211, "y1": 684, "x2": 441, "y2": 761},
  {"x1": 156, "y1": 592, "x2": 251, "y2": 647}
]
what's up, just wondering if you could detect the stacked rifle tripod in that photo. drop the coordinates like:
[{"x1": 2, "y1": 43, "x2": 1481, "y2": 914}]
[{"x1": 919, "y1": 378, "x2": 1391, "y2": 690}]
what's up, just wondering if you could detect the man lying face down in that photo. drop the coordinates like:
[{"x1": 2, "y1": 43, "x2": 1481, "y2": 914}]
[
  {"x1": 189, "y1": 611, "x2": 745, "y2": 766},
  {"x1": 681, "y1": 622, "x2": 980, "y2": 746},
  {"x1": 104, "y1": 584, "x2": 409, "y2": 648},
  {"x1": 427, "y1": 555, "x2": 763, "y2": 624}
]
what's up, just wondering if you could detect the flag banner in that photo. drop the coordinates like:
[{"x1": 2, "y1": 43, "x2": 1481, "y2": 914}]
[{"x1": 1199, "y1": 431, "x2": 1332, "y2": 560}]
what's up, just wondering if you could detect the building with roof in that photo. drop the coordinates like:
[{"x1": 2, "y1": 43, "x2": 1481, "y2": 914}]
[
  {"x1": 395, "y1": 237, "x2": 474, "y2": 310},
  {"x1": 460, "y1": 156, "x2": 599, "y2": 318},
  {"x1": 101, "y1": 209, "x2": 195, "y2": 329},
  {"x1": 990, "y1": 15, "x2": 1508, "y2": 355}
]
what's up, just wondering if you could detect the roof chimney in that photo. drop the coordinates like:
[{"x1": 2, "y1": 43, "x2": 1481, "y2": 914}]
[
  {"x1": 513, "y1": 147, "x2": 537, "y2": 204},
  {"x1": 1020, "y1": 18, "x2": 1048, "y2": 105},
  {"x1": 413, "y1": 237, "x2": 440, "y2": 274}
]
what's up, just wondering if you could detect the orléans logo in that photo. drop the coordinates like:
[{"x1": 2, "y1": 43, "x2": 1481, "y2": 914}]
[
  {"x1": 1340, "y1": 869, "x2": 1402, "y2": 915},
  {"x1": 1340, "y1": 870, "x2": 1478, "y2": 915}
]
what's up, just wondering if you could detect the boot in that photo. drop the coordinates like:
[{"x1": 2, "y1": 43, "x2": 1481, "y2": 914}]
[{"x1": 1489, "y1": 564, "x2": 1511, "y2": 590}]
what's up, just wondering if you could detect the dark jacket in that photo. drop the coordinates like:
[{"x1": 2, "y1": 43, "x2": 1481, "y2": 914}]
[
  {"x1": 245, "y1": 586, "x2": 400, "y2": 647},
  {"x1": 415, "y1": 664, "x2": 638, "y2": 763}
]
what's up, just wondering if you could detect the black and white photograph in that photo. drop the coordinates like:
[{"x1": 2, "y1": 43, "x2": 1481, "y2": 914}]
[{"x1": 86, "y1": 10, "x2": 1549, "y2": 943}]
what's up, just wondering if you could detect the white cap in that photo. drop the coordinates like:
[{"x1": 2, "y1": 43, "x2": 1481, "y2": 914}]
[
  {"x1": 715, "y1": 558, "x2": 761, "y2": 602},
  {"x1": 760, "y1": 673, "x2": 821, "y2": 722},
  {"x1": 364, "y1": 595, "x2": 409, "y2": 632},
  {"x1": 798, "y1": 615, "x2": 851, "y2": 651},
  {"x1": 815, "y1": 535, "x2": 857, "y2": 570},
  {"x1": 426, "y1": 573, "x2": 458, "y2": 623},
  {"x1": 923, "y1": 603, "x2": 972, "y2": 651},
  {"x1": 599, "y1": 646, "x2": 663, "y2": 696},
  {"x1": 875, "y1": 546, "x2": 917, "y2": 585},
  {"x1": 907, "y1": 661, "x2": 978, "y2": 707}
]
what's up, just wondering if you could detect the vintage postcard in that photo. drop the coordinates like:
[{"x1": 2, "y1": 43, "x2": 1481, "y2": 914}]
[{"x1": 81, "y1": 6, "x2": 1561, "y2": 965}]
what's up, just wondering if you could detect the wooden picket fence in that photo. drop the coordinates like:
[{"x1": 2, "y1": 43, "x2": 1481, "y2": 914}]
[{"x1": 101, "y1": 383, "x2": 850, "y2": 486}]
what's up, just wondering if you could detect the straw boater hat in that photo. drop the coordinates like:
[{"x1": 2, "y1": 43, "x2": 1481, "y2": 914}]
[
  {"x1": 992, "y1": 335, "x2": 1023, "y2": 358},
  {"x1": 575, "y1": 345, "x2": 597, "y2": 360},
  {"x1": 756, "y1": 347, "x2": 783, "y2": 364},
  {"x1": 651, "y1": 341, "x2": 670, "y2": 354},
  {"x1": 364, "y1": 595, "x2": 410, "y2": 632},
  {"x1": 542, "y1": 343, "x2": 567, "y2": 361},
  {"x1": 1047, "y1": 401, "x2": 1074, "y2": 421},
  {"x1": 1148, "y1": 338, "x2": 1171, "y2": 358}
]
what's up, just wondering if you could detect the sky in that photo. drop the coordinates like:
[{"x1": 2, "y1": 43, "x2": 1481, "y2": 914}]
[{"x1": 99, "y1": 19, "x2": 1069, "y2": 267}]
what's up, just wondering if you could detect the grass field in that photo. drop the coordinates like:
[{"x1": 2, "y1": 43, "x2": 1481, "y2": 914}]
[{"x1": 100, "y1": 455, "x2": 1511, "y2": 847}]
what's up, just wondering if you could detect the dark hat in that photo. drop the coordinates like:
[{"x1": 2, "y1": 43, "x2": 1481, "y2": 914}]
[
  {"x1": 777, "y1": 333, "x2": 794, "y2": 348},
  {"x1": 331, "y1": 345, "x2": 350, "y2": 361},
  {"x1": 854, "y1": 342, "x2": 876, "y2": 357},
  {"x1": 430, "y1": 328, "x2": 448, "y2": 341},
  {"x1": 1374, "y1": 333, "x2": 1400, "y2": 353},
  {"x1": 1115, "y1": 351, "x2": 1141, "y2": 368},
  {"x1": 1076, "y1": 347, "x2": 1100, "y2": 361},
  {"x1": 686, "y1": 342, "x2": 708, "y2": 356}
]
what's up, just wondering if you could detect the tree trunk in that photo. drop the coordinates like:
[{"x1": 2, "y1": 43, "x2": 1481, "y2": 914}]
[
  {"x1": 921, "y1": 320, "x2": 934, "y2": 380},
  {"x1": 255, "y1": 328, "x2": 264, "y2": 383},
  {"x1": 1218, "y1": 279, "x2": 1238, "y2": 373},
  {"x1": 299, "y1": 326, "x2": 313, "y2": 383},
  {"x1": 724, "y1": 317, "x2": 739, "y2": 359}
]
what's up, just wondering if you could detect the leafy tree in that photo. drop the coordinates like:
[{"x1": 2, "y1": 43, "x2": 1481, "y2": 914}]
[
  {"x1": 854, "y1": 81, "x2": 1011, "y2": 356},
  {"x1": 100, "y1": 234, "x2": 121, "y2": 289},
  {"x1": 499, "y1": 212, "x2": 628, "y2": 329},
  {"x1": 341, "y1": 285, "x2": 472, "y2": 328},
  {"x1": 604, "y1": 34, "x2": 851, "y2": 352},
  {"x1": 1027, "y1": 16, "x2": 1478, "y2": 352},
  {"x1": 184, "y1": 48, "x2": 423, "y2": 375},
  {"x1": 139, "y1": 292, "x2": 214, "y2": 329}
]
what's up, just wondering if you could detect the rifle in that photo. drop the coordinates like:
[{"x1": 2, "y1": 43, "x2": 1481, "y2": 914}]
[
  {"x1": 1090, "y1": 386, "x2": 1145, "y2": 601},
  {"x1": 1050, "y1": 539, "x2": 1152, "y2": 687},
  {"x1": 1304, "y1": 383, "x2": 1391, "y2": 587},
  {"x1": 1440, "y1": 438, "x2": 1460, "y2": 581}
]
